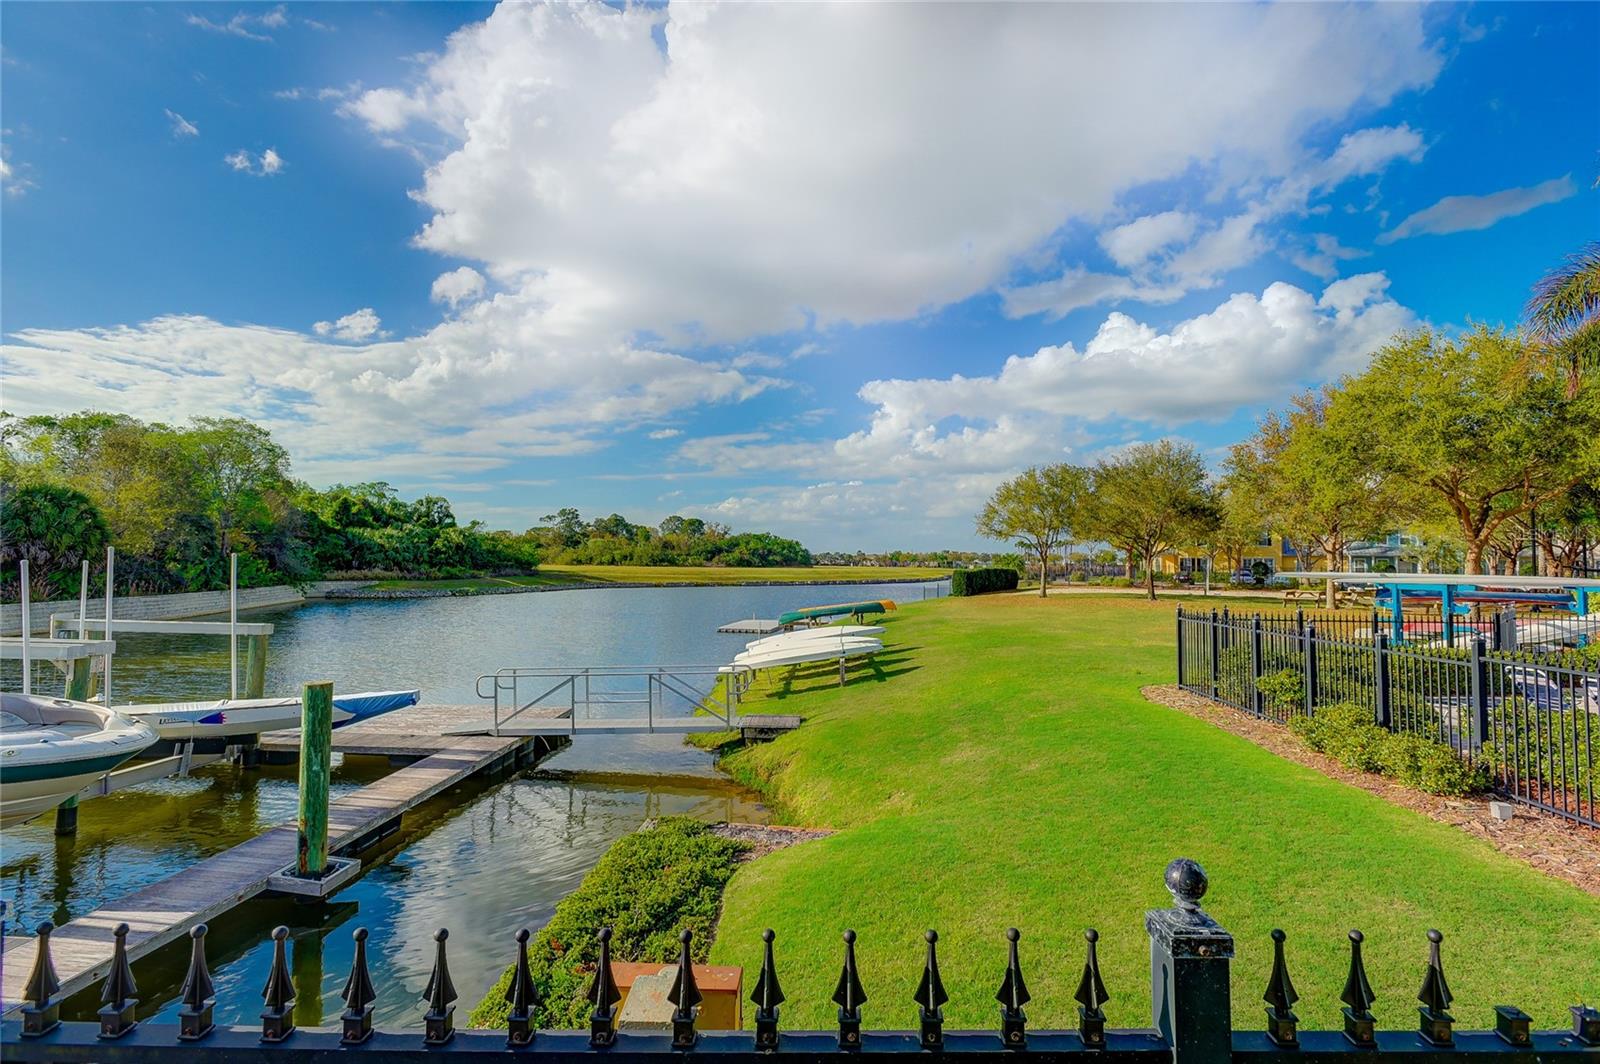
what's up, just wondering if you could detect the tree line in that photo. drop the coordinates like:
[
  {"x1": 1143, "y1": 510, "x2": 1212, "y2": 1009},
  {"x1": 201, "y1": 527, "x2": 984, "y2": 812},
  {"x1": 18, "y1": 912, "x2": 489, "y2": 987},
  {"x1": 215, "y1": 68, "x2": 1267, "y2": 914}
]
[
  {"x1": 978, "y1": 245, "x2": 1600, "y2": 599},
  {"x1": 528, "y1": 508, "x2": 811, "y2": 567}
]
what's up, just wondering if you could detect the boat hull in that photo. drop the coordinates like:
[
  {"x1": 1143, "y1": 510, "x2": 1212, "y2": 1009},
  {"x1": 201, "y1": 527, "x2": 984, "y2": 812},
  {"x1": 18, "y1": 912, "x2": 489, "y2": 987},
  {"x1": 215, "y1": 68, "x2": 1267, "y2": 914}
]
[
  {"x1": 114, "y1": 689, "x2": 421, "y2": 741},
  {"x1": 1, "y1": 695, "x2": 159, "y2": 826}
]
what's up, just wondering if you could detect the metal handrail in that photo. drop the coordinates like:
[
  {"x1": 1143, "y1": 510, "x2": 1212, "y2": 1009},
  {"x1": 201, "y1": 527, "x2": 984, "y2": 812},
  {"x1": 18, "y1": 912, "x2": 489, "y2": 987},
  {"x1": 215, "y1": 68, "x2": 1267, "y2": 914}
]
[{"x1": 478, "y1": 665, "x2": 754, "y2": 736}]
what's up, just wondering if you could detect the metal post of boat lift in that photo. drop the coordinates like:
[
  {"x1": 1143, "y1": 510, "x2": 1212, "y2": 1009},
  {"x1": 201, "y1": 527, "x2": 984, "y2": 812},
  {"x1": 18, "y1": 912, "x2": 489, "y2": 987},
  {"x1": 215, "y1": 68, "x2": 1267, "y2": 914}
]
[
  {"x1": 103, "y1": 546, "x2": 115, "y2": 711},
  {"x1": 64, "y1": 560, "x2": 93, "y2": 701},
  {"x1": 230, "y1": 553, "x2": 238, "y2": 700},
  {"x1": 18, "y1": 560, "x2": 31, "y2": 695}
]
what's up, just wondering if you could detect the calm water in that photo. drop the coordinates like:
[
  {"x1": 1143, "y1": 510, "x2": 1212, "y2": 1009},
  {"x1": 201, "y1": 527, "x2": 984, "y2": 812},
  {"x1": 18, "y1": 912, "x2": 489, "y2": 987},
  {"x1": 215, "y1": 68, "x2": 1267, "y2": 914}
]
[{"x1": 2, "y1": 579, "x2": 941, "y2": 1022}]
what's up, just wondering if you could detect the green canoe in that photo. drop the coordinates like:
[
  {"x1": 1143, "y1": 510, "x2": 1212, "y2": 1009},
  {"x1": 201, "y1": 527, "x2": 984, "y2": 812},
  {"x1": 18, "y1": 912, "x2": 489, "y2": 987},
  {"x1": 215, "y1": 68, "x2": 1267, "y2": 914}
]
[{"x1": 777, "y1": 599, "x2": 895, "y2": 626}]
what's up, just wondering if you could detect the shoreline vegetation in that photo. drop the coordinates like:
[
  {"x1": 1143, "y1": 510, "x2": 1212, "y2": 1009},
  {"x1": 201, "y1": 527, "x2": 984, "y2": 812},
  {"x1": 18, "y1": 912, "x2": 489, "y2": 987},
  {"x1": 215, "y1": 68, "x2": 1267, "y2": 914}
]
[
  {"x1": 350, "y1": 565, "x2": 953, "y2": 597},
  {"x1": 695, "y1": 593, "x2": 1597, "y2": 1028}
]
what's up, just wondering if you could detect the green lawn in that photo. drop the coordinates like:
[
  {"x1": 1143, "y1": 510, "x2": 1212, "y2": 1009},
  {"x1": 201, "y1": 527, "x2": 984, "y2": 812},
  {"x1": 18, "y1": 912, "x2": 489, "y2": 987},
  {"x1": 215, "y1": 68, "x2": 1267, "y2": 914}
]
[
  {"x1": 708, "y1": 593, "x2": 1600, "y2": 1031},
  {"x1": 375, "y1": 565, "x2": 952, "y2": 590}
]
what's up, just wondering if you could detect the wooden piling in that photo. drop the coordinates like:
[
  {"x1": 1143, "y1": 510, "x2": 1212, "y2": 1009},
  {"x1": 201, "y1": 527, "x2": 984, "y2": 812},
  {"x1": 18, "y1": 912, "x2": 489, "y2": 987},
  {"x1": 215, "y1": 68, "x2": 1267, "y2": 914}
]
[
  {"x1": 64, "y1": 658, "x2": 94, "y2": 701},
  {"x1": 245, "y1": 635, "x2": 269, "y2": 699},
  {"x1": 296, "y1": 681, "x2": 333, "y2": 878}
]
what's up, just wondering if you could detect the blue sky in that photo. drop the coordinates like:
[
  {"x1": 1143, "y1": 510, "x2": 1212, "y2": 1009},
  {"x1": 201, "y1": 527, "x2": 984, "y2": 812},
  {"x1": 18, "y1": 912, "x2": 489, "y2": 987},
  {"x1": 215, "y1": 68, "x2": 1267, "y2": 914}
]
[{"x1": 2, "y1": 2, "x2": 1596, "y2": 550}]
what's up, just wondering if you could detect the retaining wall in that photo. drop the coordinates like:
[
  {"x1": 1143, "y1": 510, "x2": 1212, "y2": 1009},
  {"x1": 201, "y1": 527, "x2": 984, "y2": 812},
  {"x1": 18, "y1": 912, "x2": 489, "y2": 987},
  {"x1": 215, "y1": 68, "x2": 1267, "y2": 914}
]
[{"x1": 1, "y1": 581, "x2": 374, "y2": 634}]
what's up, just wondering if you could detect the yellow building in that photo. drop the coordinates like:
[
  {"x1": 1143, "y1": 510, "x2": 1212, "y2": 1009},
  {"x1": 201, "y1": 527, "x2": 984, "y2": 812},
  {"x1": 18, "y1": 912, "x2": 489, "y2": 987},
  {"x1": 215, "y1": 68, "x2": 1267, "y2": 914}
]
[{"x1": 1155, "y1": 534, "x2": 1300, "y2": 580}]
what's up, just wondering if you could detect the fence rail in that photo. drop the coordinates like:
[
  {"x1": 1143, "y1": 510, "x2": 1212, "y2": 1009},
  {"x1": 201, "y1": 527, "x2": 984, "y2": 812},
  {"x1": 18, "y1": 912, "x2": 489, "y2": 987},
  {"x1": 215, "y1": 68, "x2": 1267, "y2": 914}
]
[
  {"x1": 1177, "y1": 608, "x2": 1599, "y2": 828},
  {"x1": 3, "y1": 859, "x2": 1596, "y2": 1063}
]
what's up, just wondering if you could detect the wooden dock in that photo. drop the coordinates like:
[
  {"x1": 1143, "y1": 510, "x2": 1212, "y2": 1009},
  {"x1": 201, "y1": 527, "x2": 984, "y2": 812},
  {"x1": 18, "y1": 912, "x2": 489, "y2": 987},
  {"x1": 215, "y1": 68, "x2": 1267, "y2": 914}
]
[
  {"x1": 0, "y1": 704, "x2": 566, "y2": 1012},
  {"x1": 258, "y1": 702, "x2": 515, "y2": 759}
]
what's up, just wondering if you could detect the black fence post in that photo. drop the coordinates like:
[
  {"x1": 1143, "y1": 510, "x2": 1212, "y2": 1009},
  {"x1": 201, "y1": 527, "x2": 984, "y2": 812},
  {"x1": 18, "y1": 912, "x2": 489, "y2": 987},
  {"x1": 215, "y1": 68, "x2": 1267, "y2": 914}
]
[
  {"x1": 1208, "y1": 610, "x2": 1220, "y2": 701},
  {"x1": 1302, "y1": 623, "x2": 1318, "y2": 717},
  {"x1": 1374, "y1": 632, "x2": 1392, "y2": 730},
  {"x1": 1249, "y1": 616, "x2": 1264, "y2": 717},
  {"x1": 1146, "y1": 860, "x2": 1233, "y2": 1064},
  {"x1": 1470, "y1": 636, "x2": 1489, "y2": 753},
  {"x1": 1176, "y1": 609, "x2": 1186, "y2": 689}
]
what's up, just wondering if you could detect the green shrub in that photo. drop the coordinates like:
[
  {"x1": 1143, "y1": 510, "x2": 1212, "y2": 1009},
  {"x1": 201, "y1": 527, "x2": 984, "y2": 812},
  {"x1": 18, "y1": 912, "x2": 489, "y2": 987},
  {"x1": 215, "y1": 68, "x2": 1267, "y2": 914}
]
[
  {"x1": 468, "y1": 818, "x2": 747, "y2": 1030},
  {"x1": 1288, "y1": 701, "x2": 1488, "y2": 796},
  {"x1": 950, "y1": 567, "x2": 1020, "y2": 596},
  {"x1": 1255, "y1": 668, "x2": 1304, "y2": 715}
]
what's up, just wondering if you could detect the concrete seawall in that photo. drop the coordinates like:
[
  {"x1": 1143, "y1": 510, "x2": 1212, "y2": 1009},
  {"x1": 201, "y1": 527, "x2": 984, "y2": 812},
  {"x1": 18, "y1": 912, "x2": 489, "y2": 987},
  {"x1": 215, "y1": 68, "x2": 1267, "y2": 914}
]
[{"x1": 1, "y1": 580, "x2": 374, "y2": 635}]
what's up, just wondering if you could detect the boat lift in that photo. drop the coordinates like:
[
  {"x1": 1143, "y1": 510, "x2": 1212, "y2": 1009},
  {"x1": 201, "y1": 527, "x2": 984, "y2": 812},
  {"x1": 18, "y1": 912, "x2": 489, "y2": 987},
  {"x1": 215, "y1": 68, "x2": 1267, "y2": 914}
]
[
  {"x1": 4, "y1": 550, "x2": 273, "y2": 834},
  {"x1": 1294, "y1": 571, "x2": 1600, "y2": 647}
]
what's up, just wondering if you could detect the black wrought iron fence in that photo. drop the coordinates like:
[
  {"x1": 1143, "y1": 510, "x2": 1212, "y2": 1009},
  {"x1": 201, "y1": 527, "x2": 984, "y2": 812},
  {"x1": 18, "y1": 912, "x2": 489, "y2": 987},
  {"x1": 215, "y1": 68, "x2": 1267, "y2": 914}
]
[
  {"x1": 3, "y1": 859, "x2": 1597, "y2": 1063},
  {"x1": 1177, "y1": 609, "x2": 1599, "y2": 828}
]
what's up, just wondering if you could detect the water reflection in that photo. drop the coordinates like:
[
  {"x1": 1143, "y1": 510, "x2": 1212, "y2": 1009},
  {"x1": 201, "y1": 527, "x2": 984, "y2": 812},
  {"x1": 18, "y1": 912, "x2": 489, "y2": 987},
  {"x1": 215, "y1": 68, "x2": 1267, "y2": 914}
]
[{"x1": 111, "y1": 772, "x2": 769, "y2": 1028}]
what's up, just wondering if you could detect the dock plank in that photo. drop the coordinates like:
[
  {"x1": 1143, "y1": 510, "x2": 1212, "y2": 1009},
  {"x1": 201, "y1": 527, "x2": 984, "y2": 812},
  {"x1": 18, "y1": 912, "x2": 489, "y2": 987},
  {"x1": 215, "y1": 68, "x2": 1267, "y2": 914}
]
[{"x1": 0, "y1": 724, "x2": 539, "y2": 1011}]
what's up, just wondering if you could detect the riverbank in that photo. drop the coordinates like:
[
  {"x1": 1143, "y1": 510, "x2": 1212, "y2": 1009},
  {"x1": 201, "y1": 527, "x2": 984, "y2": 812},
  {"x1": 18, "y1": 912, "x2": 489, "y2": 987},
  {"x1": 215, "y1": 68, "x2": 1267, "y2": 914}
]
[
  {"x1": 703, "y1": 593, "x2": 1600, "y2": 1029},
  {"x1": 359, "y1": 565, "x2": 952, "y2": 597}
]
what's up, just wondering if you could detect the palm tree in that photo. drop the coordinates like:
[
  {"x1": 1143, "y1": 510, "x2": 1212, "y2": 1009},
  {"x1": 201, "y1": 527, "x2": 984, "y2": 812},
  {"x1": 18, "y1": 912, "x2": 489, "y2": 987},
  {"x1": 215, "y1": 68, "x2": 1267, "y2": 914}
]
[{"x1": 1524, "y1": 242, "x2": 1600, "y2": 398}]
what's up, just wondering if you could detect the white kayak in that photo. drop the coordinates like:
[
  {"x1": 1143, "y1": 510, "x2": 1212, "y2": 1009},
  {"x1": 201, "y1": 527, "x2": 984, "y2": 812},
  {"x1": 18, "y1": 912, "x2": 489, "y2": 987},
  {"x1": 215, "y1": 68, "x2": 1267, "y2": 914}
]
[
  {"x1": 724, "y1": 638, "x2": 883, "y2": 673},
  {"x1": 115, "y1": 689, "x2": 421, "y2": 741},
  {"x1": 746, "y1": 625, "x2": 885, "y2": 652},
  {"x1": 1, "y1": 694, "x2": 158, "y2": 826}
]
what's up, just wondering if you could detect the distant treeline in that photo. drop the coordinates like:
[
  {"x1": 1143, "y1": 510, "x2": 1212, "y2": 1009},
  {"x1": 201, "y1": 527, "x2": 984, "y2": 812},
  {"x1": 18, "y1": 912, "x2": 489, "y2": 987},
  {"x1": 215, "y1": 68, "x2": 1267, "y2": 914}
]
[
  {"x1": 0, "y1": 412, "x2": 541, "y2": 598},
  {"x1": 528, "y1": 508, "x2": 811, "y2": 567},
  {"x1": 0, "y1": 412, "x2": 813, "y2": 600}
]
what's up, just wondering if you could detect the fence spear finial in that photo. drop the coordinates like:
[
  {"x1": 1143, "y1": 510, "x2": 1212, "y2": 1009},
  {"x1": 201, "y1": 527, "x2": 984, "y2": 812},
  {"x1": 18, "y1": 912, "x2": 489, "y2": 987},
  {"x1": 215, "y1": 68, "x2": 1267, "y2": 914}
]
[
  {"x1": 341, "y1": 927, "x2": 377, "y2": 1045},
  {"x1": 422, "y1": 927, "x2": 457, "y2": 1046},
  {"x1": 589, "y1": 926, "x2": 622, "y2": 1048},
  {"x1": 1075, "y1": 928, "x2": 1109, "y2": 1047},
  {"x1": 668, "y1": 928, "x2": 703, "y2": 1050},
  {"x1": 915, "y1": 930, "x2": 947, "y2": 1050},
  {"x1": 1262, "y1": 929, "x2": 1299, "y2": 1047},
  {"x1": 98, "y1": 921, "x2": 139, "y2": 1039},
  {"x1": 996, "y1": 927, "x2": 1030, "y2": 1049},
  {"x1": 1340, "y1": 929, "x2": 1376, "y2": 1047},
  {"x1": 505, "y1": 928, "x2": 537, "y2": 1047},
  {"x1": 260, "y1": 925, "x2": 296, "y2": 1043},
  {"x1": 20, "y1": 920, "x2": 62, "y2": 1038},
  {"x1": 178, "y1": 923, "x2": 216, "y2": 1041},
  {"x1": 752, "y1": 929, "x2": 784, "y2": 1050},
  {"x1": 833, "y1": 929, "x2": 867, "y2": 1051},
  {"x1": 1416, "y1": 929, "x2": 1454, "y2": 1045}
]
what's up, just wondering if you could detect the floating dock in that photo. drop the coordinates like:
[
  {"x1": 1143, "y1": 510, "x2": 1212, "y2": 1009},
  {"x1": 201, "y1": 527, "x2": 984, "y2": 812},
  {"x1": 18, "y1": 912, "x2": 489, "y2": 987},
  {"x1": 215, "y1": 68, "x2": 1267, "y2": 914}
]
[
  {"x1": 0, "y1": 704, "x2": 568, "y2": 1012},
  {"x1": 259, "y1": 702, "x2": 512, "y2": 760},
  {"x1": 716, "y1": 618, "x2": 785, "y2": 634}
]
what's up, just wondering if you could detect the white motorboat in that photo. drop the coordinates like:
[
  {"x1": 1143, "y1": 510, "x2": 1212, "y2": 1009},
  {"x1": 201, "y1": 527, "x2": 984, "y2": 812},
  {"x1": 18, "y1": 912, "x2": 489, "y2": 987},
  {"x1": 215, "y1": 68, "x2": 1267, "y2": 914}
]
[
  {"x1": 1, "y1": 693, "x2": 159, "y2": 827},
  {"x1": 114, "y1": 689, "x2": 421, "y2": 741},
  {"x1": 745, "y1": 625, "x2": 886, "y2": 652}
]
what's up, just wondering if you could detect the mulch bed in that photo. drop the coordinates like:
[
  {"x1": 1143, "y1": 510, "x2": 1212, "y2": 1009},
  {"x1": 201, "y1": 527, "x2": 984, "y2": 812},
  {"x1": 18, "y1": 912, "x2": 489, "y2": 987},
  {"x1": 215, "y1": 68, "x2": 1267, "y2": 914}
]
[
  {"x1": 1142, "y1": 684, "x2": 1600, "y2": 897},
  {"x1": 710, "y1": 822, "x2": 833, "y2": 860}
]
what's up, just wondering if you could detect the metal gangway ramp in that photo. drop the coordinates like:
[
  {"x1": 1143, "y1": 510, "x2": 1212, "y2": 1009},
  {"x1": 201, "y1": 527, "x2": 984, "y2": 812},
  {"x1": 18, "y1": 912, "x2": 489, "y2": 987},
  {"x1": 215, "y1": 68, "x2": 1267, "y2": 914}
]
[{"x1": 442, "y1": 664, "x2": 773, "y2": 737}]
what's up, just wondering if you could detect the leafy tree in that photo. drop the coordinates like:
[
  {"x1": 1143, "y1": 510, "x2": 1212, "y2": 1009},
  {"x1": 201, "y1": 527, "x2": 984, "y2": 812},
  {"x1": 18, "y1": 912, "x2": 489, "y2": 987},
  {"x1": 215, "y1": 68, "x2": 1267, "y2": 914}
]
[
  {"x1": 1082, "y1": 441, "x2": 1214, "y2": 601},
  {"x1": 185, "y1": 417, "x2": 292, "y2": 557},
  {"x1": 1330, "y1": 327, "x2": 1599, "y2": 573},
  {"x1": 1226, "y1": 387, "x2": 1404, "y2": 580},
  {"x1": 540, "y1": 508, "x2": 586, "y2": 549},
  {"x1": 1525, "y1": 242, "x2": 1600, "y2": 399},
  {"x1": 976, "y1": 464, "x2": 1089, "y2": 597},
  {"x1": 0, "y1": 483, "x2": 111, "y2": 598}
]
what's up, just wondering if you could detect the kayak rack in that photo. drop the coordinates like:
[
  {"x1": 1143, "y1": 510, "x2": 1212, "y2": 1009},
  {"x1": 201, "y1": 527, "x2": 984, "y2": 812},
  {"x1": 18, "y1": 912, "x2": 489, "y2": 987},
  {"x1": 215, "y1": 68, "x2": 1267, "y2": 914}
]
[{"x1": 465, "y1": 665, "x2": 756, "y2": 737}]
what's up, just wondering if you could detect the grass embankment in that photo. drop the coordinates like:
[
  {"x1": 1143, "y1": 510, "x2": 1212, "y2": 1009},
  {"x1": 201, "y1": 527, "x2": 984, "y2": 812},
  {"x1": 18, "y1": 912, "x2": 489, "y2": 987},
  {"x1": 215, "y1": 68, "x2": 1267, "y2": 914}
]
[
  {"x1": 469, "y1": 818, "x2": 747, "y2": 1029},
  {"x1": 706, "y1": 594, "x2": 1600, "y2": 1029},
  {"x1": 375, "y1": 565, "x2": 952, "y2": 592}
]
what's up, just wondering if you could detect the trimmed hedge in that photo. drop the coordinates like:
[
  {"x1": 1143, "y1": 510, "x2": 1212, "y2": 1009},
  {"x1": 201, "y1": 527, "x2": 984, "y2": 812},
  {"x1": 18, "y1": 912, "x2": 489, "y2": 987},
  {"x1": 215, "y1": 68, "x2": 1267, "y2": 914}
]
[
  {"x1": 951, "y1": 567, "x2": 1020, "y2": 596},
  {"x1": 468, "y1": 818, "x2": 748, "y2": 1030},
  {"x1": 1288, "y1": 702, "x2": 1488, "y2": 796}
]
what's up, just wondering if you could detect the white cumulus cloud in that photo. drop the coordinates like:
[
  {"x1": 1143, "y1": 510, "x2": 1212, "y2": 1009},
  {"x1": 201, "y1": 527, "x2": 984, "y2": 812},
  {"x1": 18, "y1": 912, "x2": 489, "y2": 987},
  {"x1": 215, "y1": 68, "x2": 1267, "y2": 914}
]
[
  {"x1": 431, "y1": 266, "x2": 486, "y2": 308},
  {"x1": 225, "y1": 148, "x2": 285, "y2": 176},
  {"x1": 312, "y1": 308, "x2": 383, "y2": 341},
  {"x1": 343, "y1": 2, "x2": 1440, "y2": 341}
]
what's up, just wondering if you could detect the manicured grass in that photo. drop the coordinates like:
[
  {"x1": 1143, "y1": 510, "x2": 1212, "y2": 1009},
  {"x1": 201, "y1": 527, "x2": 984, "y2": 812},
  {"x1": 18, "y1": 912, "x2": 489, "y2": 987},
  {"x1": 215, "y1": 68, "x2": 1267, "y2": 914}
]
[
  {"x1": 375, "y1": 565, "x2": 952, "y2": 591},
  {"x1": 708, "y1": 594, "x2": 1600, "y2": 1030}
]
